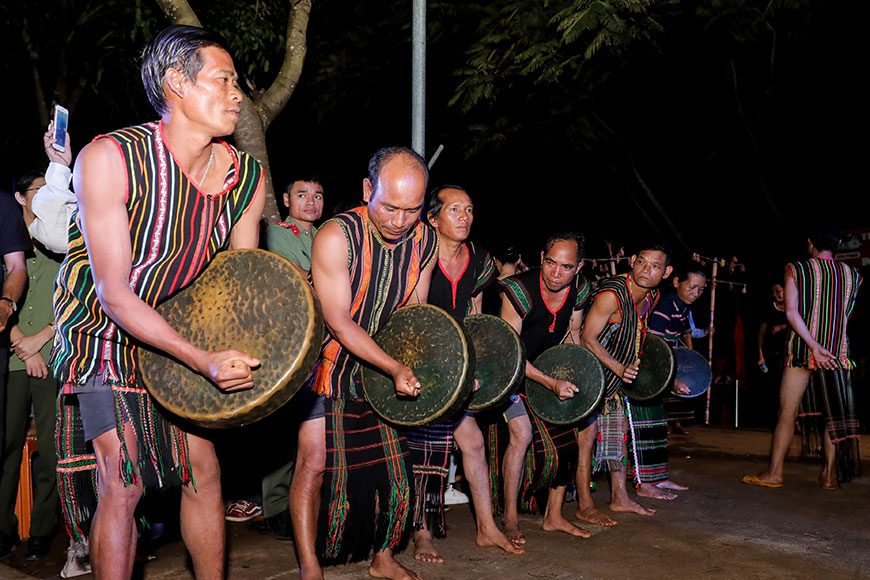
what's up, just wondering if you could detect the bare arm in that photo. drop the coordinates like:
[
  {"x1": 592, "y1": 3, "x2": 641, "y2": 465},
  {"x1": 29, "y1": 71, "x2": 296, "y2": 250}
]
[
  {"x1": 73, "y1": 139, "x2": 258, "y2": 391},
  {"x1": 404, "y1": 251, "x2": 436, "y2": 305},
  {"x1": 783, "y1": 271, "x2": 837, "y2": 370},
  {"x1": 0, "y1": 252, "x2": 27, "y2": 332},
  {"x1": 566, "y1": 308, "x2": 584, "y2": 345},
  {"x1": 580, "y1": 291, "x2": 639, "y2": 383},
  {"x1": 228, "y1": 175, "x2": 265, "y2": 250},
  {"x1": 500, "y1": 292, "x2": 576, "y2": 400},
  {"x1": 311, "y1": 221, "x2": 420, "y2": 396}
]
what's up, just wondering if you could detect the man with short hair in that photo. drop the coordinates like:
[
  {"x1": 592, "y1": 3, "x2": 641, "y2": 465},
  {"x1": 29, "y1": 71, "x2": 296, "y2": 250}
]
[
  {"x1": 744, "y1": 227, "x2": 862, "y2": 489},
  {"x1": 408, "y1": 185, "x2": 523, "y2": 564},
  {"x1": 579, "y1": 244, "x2": 673, "y2": 518},
  {"x1": 495, "y1": 233, "x2": 593, "y2": 543},
  {"x1": 50, "y1": 25, "x2": 264, "y2": 579},
  {"x1": 633, "y1": 263, "x2": 707, "y2": 500},
  {"x1": 266, "y1": 176, "x2": 325, "y2": 275},
  {"x1": 296, "y1": 146, "x2": 437, "y2": 580}
]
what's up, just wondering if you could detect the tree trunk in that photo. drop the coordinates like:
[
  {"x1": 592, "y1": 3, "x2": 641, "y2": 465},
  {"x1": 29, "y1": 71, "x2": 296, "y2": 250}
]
[{"x1": 154, "y1": 0, "x2": 312, "y2": 226}]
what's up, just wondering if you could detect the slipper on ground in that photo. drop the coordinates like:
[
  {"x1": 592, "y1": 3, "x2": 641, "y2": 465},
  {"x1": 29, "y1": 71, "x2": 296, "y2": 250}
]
[{"x1": 741, "y1": 475, "x2": 783, "y2": 488}]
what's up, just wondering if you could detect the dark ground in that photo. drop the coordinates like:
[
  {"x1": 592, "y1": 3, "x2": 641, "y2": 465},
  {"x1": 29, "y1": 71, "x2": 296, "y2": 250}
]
[{"x1": 3, "y1": 426, "x2": 869, "y2": 580}]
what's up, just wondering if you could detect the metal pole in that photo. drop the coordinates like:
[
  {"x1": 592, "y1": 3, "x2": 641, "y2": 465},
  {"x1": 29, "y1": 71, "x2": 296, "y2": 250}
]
[
  {"x1": 735, "y1": 379, "x2": 739, "y2": 428},
  {"x1": 411, "y1": 0, "x2": 426, "y2": 157}
]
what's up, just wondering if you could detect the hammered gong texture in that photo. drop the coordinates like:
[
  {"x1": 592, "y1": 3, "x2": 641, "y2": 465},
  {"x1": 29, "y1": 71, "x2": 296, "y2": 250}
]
[
  {"x1": 621, "y1": 334, "x2": 675, "y2": 401},
  {"x1": 139, "y1": 249, "x2": 323, "y2": 428},
  {"x1": 362, "y1": 304, "x2": 473, "y2": 426},
  {"x1": 674, "y1": 347, "x2": 712, "y2": 398},
  {"x1": 526, "y1": 344, "x2": 605, "y2": 425},
  {"x1": 464, "y1": 314, "x2": 525, "y2": 412}
]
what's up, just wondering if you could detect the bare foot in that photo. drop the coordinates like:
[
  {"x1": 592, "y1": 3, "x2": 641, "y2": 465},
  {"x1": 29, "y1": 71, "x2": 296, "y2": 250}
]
[
  {"x1": 575, "y1": 505, "x2": 618, "y2": 526},
  {"x1": 542, "y1": 515, "x2": 591, "y2": 538},
  {"x1": 476, "y1": 527, "x2": 525, "y2": 554},
  {"x1": 636, "y1": 483, "x2": 677, "y2": 501},
  {"x1": 503, "y1": 519, "x2": 526, "y2": 544},
  {"x1": 655, "y1": 479, "x2": 689, "y2": 491},
  {"x1": 610, "y1": 498, "x2": 656, "y2": 516},
  {"x1": 370, "y1": 551, "x2": 423, "y2": 580},
  {"x1": 413, "y1": 532, "x2": 443, "y2": 564}
]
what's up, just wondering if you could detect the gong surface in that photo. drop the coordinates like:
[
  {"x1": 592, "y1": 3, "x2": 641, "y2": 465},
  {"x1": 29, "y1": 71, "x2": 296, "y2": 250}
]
[
  {"x1": 464, "y1": 314, "x2": 525, "y2": 413},
  {"x1": 362, "y1": 303, "x2": 473, "y2": 426},
  {"x1": 139, "y1": 249, "x2": 322, "y2": 428},
  {"x1": 526, "y1": 344, "x2": 605, "y2": 425},
  {"x1": 622, "y1": 334, "x2": 675, "y2": 401},
  {"x1": 674, "y1": 347, "x2": 712, "y2": 398}
]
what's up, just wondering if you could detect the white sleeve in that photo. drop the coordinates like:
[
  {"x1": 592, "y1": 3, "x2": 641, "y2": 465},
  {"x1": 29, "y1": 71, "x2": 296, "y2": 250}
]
[
  {"x1": 689, "y1": 311, "x2": 706, "y2": 339},
  {"x1": 29, "y1": 162, "x2": 76, "y2": 254}
]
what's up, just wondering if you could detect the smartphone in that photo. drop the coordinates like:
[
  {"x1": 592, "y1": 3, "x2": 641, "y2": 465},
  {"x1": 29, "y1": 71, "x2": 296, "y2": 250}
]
[{"x1": 53, "y1": 105, "x2": 69, "y2": 152}]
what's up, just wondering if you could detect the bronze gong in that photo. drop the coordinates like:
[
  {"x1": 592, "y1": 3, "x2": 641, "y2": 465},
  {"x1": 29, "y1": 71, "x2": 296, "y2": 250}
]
[
  {"x1": 362, "y1": 303, "x2": 474, "y2": 426},
  {"x1": 621, "y1": 333, "x2": 675, "y2": 401},
  {"x1": 139, "y1": 249, "x2": 323, "y2": 428},
  {"x1": 525, "y1": 344, "x2": 605, "y2": 425},
  {"x1": 464, "y1": 314, "x2": 525, "y2": 413},
  {"x1": 674, "y1": 347, "x2": 712, "y2": 398}
]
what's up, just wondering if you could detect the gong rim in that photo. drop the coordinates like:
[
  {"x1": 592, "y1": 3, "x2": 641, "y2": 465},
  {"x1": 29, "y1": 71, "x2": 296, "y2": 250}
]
[
  {"x1": 621, "y1": 333, "x2": 676, "y2": 401},
  {"x1": 464, "y1": 314, "x2": 525, "y2": 412},
  {"x1": 525, "y1": 344, "x2": 605, "y2": 425},
  {"x1": 139, "y1": 249, "x2": 323, "y2": 428},
  {"x1": 361, "y1": 303, "x2": 473, "y2": 426}
]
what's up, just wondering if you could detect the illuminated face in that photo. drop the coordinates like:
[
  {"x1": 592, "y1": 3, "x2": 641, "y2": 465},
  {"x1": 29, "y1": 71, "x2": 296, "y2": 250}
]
[
  {"x1": 284, "y1": 181, "x2": 324, "y2": 226},
  {"x1": 363, "y1": 156, "x2": 426, "y2": 242},
  {"x1": 630, "y1": 249, "x2": 672, "y2": 289},
  {"x1": 675, "y1": 272, "x2": 706, "y2": 305},
  {"x1": 540, "y1": 239, "x2": 580, "y2": 293},
  {"x1": 429, "y1": 188, "x2": 473, "y2": 243},
  {"x1": 172, "y1": 46, "x2": 243, "y2": 136},
  {"x1": 772, "y1": 283, "x2": 784, "y2": 303}
]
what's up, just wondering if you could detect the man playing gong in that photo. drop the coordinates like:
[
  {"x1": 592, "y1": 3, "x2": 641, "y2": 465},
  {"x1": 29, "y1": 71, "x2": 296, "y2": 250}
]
[
  {"x1": 579, "y1": 243, "x2": 673, "y2": 518},
  {"x1": 495, "y1": 232, "x2": 593, "y2": 543},
  {"x1": 301, "y1": 146, "x2": 437, "y2": 580},
  {"x1": 408, "y1": 185, "x2": 523, "y2": 564},
  {"x1": 50, "y1": 26, "x2": 264, "y2": 579}
]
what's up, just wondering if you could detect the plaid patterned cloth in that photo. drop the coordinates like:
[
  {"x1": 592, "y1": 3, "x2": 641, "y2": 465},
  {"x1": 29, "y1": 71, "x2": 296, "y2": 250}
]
[
  {"x1": 594, "y1": 395, "x2": 627, "y2": 473},
  {"x1": 319, "y1": 398, "x2": 411, "y2": 563},
  {"x1": 798, "y1": 369, "x2": 862, "y2": 482}
]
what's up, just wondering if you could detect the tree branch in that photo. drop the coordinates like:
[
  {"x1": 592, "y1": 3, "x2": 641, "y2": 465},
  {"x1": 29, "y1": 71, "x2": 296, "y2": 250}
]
[
  {"x1": 256, "y1": 0, "x2": 311, "y2": 128},
  {"x1": 153, "y1": 0, "x2": 201, "y2": 27}
]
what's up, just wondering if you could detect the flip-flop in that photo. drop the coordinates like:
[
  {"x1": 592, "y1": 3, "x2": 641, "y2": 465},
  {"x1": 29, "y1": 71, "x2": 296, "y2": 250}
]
[{"x1": 741, "y1": 475, "x2": 784, "y2": 488}]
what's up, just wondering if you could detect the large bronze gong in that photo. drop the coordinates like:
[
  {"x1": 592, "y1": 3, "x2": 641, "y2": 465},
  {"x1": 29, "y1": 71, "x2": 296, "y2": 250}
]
[
  {"x1": 621, "y1": 334, "x2": 675, "y2": 401},
  {"x1": 362, "y1": 304, "x2": 473, "y2": 426},
  {"x1": 525, "y1": 344, "x2": 605, "y2": 425},
  {"x1": 139, "y1": 249, "x2": 322, "y2": 428},
  {"x1": 464, "y1": 314, "x2": 525, "y2": 413}
]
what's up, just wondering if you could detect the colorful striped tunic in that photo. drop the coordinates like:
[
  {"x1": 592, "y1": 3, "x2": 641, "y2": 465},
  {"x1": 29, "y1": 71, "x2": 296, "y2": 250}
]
[
  {"x1": 51, "y1": 121, "x2": 263, "y2": 389},
  {"x1": 783, "y1": 257, "x2": 862, "y2": 370},
  {"x1": 50, "y1": 121, "x2": 262, "y2": 541},
  {"x1": 312, "y1": 206, "x2": 439, "y2": 399}
]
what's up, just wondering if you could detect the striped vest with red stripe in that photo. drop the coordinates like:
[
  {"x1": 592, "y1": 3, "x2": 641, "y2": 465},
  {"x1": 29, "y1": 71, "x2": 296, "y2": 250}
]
[{"x1": 50, "y1": 121, "x2": 263, "y2": 389}]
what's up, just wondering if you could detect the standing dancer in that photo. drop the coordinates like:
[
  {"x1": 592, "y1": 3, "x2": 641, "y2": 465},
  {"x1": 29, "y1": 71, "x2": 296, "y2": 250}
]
[
  {"x1": 300, "y1": 147, "x2": 437, "y2": 580},
  {"x1": 50, "y1": 25, "x2": 264, "y2": 579},
  {"x1": 408, "y1": 185, "x2": 523, "y2": 564},
  {"x1": 579, "y1": 244, "x2": 672, "y2": 517},
  {"x1": 744, "y1": 227, "x2": 862, "y2": 489}
]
